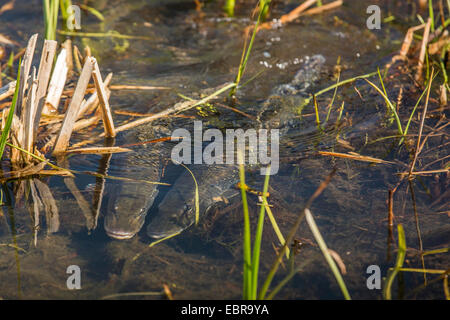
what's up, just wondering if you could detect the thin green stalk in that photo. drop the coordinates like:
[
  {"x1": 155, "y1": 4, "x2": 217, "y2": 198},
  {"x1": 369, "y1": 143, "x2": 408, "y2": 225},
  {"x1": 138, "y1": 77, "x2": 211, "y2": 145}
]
[
  {"x1": 304, "y1": 208, "x2": 351, "y2": 300},
  {"x1": 0, "y1": 59, "x2": 21, "y2": 159},
  {"x1": 300, "y1": 71, "x2": 379, "y2": 109},
  {"x1": 60, "y1": 0, "x2": 72, "y2": 22},
  {"x1": 179, "y1": 164, "x2": 200, "y2": 225},
  {"x1": 57, "y1": 30, "x2": 153, "y2": 40},
  {"x1": 230, "y1": 0, "x2": 270, "y2": 97},
  {"x1": 325, "y1": 63, "x2": 341, "y2": 124},
  {"x1": 250, "y1": 168, "x2": 271, "y2": 300},
  {"x1": 264, "y1": 204, "x2": 289, "y2": 259},
  {"x1": 238, "y1": 152, "x2": 252, "y2": 300},
  {"x1": 313, "y1": 95, "x2": 321, "y2": 130},
  {"x1": 383, "y1": 224, "x2": 407, "y2": 300},
  {"x1": 43, "y1": 0, "x2": 59, "y2": 40},
  {"x1": 402, "y1": 71, "x2": 438, "y2": 145},
  {"x1": 365, "y1": 77, "x2": 404, "y2": 136},
  {"x1": 429, "y1": 0, "x2": 435, "y2": 32},
  {"x1": 224, "y1": 0, "x2": 235, "y2": 17}
]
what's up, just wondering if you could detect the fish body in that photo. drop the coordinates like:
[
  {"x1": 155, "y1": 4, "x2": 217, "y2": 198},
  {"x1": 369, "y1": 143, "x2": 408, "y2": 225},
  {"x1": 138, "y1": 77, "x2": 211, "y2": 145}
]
[
  {"x1": 146, "y1": 55, "x2": 327, "y2": 239},
  {"x1": 103, "y1": 124, "x2": 169, "y2": 239}
]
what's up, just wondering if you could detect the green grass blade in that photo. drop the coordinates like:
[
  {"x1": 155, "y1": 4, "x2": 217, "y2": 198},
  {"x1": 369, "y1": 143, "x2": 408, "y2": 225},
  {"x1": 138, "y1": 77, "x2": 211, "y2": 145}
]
[
  {"x1": 250, "y1": 168, "x2": 271, "y2": 299},
  {"x1": 230, "y1": 0, "x2": 270, "y2": 97},
  {"x1": 179, "y1": 164, "x2": 200, "y2": 225},
  {"x1": 79, "y1": 4, "x2": 105, "y2": 21},
  {"x1": 383, "y1": 224, "x2": 407, "y2": 300},
  {"x1": 428, "y1": 0, "x2": 435, "y2": 32},
  {"x1": 304, "y1": 208, "x2": 351, "y2": 300},
  {"x1": 0, "y1": 59, "x2": 21, "y2": 159},
  {"x1": 365, "y1": 77, "x2": 403, "y2": 136},
  {"x1": 264, "y1": 203, "x2": 289, "y2": 259},
  {"x1": 238, "y1": 151, "x2": 252, "y2": 300}
]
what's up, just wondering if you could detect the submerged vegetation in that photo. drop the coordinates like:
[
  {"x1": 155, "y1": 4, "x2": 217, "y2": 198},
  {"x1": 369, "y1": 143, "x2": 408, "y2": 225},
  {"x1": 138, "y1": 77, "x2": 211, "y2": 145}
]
[{"x1": 0, "y1": 0, "x2": 449, "y2": 300}]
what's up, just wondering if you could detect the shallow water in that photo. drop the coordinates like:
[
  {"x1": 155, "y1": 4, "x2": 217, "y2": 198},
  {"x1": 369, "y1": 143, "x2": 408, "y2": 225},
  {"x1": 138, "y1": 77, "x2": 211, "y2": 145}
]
[{"x1": 0, "y1": 0, "x2": 448, "y2": 299}]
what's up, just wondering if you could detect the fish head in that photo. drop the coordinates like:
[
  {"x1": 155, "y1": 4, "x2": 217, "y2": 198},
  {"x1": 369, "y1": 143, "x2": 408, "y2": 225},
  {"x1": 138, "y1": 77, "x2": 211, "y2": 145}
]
[
  {"x1": 104, "y1": 182, "x2": 159, "y2": 240},
  {"x1": 146, "y1": 186, "x2": 195, "y2": 239}
]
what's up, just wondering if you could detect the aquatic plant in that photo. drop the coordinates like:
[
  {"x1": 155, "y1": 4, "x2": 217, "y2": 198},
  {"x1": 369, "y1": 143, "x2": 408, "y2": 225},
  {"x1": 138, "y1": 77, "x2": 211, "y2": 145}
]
[
  {"x1": 43, "y1": 0, "x2": 60, "y2": 40},
  {"x1": 230, "y1": 0, "x2": 271, "y2": 97},
  {"x1": 239, "y1": 156, "x2": 271, "y2": 300},
  {"x1": 0, "y1": 58, "x2": 20, "y2": 159}
]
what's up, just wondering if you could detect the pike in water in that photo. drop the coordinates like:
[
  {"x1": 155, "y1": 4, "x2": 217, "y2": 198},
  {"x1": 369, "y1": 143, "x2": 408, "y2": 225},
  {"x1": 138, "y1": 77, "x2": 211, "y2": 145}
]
[
  {"x1": 103, "y1": 125, "x2": 170, "y2": 239},
  {"x1": 105, "y1": 55, "x2": 328, "y2": 240},
  {"x1": 145, "y1": 55, "x2": 328, "y2": 239}
]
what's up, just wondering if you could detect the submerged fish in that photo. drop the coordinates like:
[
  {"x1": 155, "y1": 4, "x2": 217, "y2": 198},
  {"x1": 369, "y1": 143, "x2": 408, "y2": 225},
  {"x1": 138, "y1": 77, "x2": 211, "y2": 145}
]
[
  {"x1": 146, "y1": 55, "x2": 327, "y2": 239},
  {"x1": 146, "y1": 164, "x2": 239, "y2": 239},
  {"x1": 103, "y1": 125, "x2": 169, "y2": 239}
]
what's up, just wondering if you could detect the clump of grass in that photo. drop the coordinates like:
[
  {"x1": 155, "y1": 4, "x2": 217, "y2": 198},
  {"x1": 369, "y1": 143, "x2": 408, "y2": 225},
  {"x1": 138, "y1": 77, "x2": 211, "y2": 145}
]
[
  {"x1": 43, "y1": 0, "x2": 75, "y2": 40},
  {"x1": 238, "y1": 150, "x2": 271, "y2": 300},
  {"x1": 43, "y1": 0, "x2": 60, "y2": 40}
]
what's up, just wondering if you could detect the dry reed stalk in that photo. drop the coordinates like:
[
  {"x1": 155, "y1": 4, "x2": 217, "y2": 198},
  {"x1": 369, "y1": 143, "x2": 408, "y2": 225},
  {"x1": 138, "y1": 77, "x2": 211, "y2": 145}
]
[
  {"x1": 23, "y1": 67, "x2": 37, "y2": 161},
  {"x1": 53, "y1": 57, "x2": 95, "y2": 154},
  {"x1": 428, "y1": 35, "x2": 450, "y2": 54},
  {"x1": 71, "y1": 99, "x2": 199, "y2": 148},
  {"x1": 415, "y1": 18, "x2": 431, "y2": 82},
  {"x1": 318, "y1": 151, "x2": 395, "y2": 164},
  {"x1": 400, "y1": 24, "x2": 426, "y2": 58},
  {"x1": 83, "y1": 88, "x2": 111, "y2": 117},
  {"x1": 16, "y1": 34, "x2": 38, "y2": 121},
  {"x1": 114, "y1": 110, "x2": 195, "y2": 118},
  {"x1": 44, "y1": 48, "x2": 68, "y2": 114},
  {"x1": 33, "y1": 40, "x2": 57, "y2": 139},
  {"x1": 279, "y1": 0, "x2": 318, "y2": 24},
  {"x1": 64, "y1": 146, "x2": 131, "y2": 154},
  {"x1": 109, "y1": 84, "x2": 170, "y2": 90},
  {"x1": 0, "y1": 81, "x2": 16, "y2": 101},
  {"x1": 62, "y1": 39, "x2": 73, "y2": 75},
  {"x1": 92, "y1": 60, "x2": 116, "y2": 137},
  {"x1": 301, "y1": 0, "x2": 343, "y2": 16},
  {"x1": 73, "y1": 45, "x2": 83, "y2": 73},
  {"x1": 78, "y1": 72, "x2": 113, "y2": 118}
]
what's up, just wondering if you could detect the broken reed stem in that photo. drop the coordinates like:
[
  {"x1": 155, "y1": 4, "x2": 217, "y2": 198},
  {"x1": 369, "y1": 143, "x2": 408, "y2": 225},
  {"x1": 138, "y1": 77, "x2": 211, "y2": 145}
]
[
  {"x1": 53, "y1": 57, "x2": 95, "y2": 154},
  {"x1": 109, "y1": 85, "x2": 170, "y2": 90},
  {"x1": 33, "y1": 39, "x2": 58, "y2": 137},
  {"x1": 78, "y1": 72, "x2": 113, "y2": 118},
  {"x1": 92, "y1": 60, "x2": 116, "y2": 137},
  {"x1": 44, "y1": 48, "x2": 68, "y2": 114},
  {"x1": 415, "y1": 18, "x2": 432, "y2": 82}
]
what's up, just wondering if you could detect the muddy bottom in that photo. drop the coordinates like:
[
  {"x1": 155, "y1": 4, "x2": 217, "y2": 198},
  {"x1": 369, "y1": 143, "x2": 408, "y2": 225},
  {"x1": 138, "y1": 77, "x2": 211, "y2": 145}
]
[{"x1": 0, "y1": 0, "x2": 448, "y2": 299}]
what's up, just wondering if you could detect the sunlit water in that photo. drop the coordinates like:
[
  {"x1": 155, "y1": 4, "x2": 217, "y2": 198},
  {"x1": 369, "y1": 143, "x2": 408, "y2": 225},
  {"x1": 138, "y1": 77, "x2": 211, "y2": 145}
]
[{"x1": 0, "y1": 0, "x2": 448, "y2": 299}]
